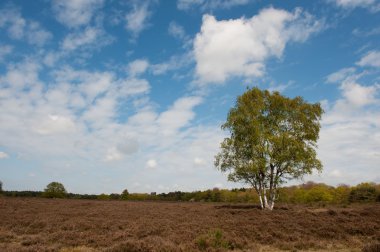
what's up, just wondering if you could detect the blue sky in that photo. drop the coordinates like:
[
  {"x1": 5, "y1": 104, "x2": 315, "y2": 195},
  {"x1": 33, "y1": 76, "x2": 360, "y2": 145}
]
[{"x1": 0, "y1": 0, "x2": 379, "y2": 194}]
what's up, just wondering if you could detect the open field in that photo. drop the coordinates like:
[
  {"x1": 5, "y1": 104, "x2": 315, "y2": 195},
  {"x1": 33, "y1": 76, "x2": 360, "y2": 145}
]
[{"x1": 0, "y1": 197, "x2": 379, "y2": 252}]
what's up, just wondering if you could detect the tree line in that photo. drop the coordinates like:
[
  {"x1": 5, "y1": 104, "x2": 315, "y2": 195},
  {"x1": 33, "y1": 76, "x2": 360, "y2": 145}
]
[{"x1": 1, "y1": 180, "x2": 379, "y2": 205}]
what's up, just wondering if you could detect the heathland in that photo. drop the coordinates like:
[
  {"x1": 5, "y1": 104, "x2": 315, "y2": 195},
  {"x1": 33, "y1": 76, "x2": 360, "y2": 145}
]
[{"x1": 0, "y1": 197, "x2": 379, "y2": 252}]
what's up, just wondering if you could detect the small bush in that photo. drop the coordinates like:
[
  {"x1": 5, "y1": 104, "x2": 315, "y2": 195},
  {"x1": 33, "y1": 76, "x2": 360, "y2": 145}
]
[
  {"x1": 195, "y1": 229, "x2": 235, "y2": 250},
  {"x1": 349, "y1": 183, "x2": 377, "y2": 203}
]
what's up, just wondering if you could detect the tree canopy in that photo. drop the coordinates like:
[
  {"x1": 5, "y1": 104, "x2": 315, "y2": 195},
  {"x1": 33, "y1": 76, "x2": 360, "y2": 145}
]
[
  {"x1": 121, "y1": 189, "x2": 129, "y2": 200},
  {"x1": 43, "y1": 182, "x2": 67, "y2": 198},
  {"x1": 215, "y1": 87, "x2": 323, "y2": 210}
]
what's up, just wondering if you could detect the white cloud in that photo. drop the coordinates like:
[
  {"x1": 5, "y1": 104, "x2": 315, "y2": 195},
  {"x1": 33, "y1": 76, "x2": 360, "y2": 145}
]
[
  {"x1": 35, "y1": 114, "x2": 76, "y2": 135},
  {"x1": 178, "y1": 0, "x2": 250, "y2": 11},
  {"x1": 127, "y1": 59, "x2": 149, "y2": 76},
  {"x1": 0, "y1": 45, "x2": 13, "y2": 61},
  {"x1": 0, "y1": 7, "x2": 25, "y2": 39},
  {"x1": 357, "y1": 50, "x2": 380, "y2": 68},
  {"x1": 168, "y1": 21, "x2": 186, "y2": 40},
  {"x1": 27, "y1": 21, "x2": 53, "y2": 46},
  {"x1": 52, "y1": 0, "x2": 104, "y2": 28},
  {"x1": 334, "y1": 0, "x2": 376, "y2": 8},
  {"x1": 105, "y1": 147, "x2": 123, "y2": 162},
  {"x1": 194, "y1": 157, "x2": 205, "y2": 165},
  {"x1": 119, "y1": 78, "x2": 150, "y2": 97},
  {"x1": 1, "y1": 60, "x2": 41, "y2": 90},
  {"x1": 0, "y1": 151, "x2": 9, "y2": 159},
  {"x1": 61, "y1": 27, "x2": 112, "y2": 52},
  {"x1": 157, "y1": 96, "x2": 203, "y2": 135},
  {"x1": 168, "y1": 21, "x2": 192, "y2": 49},
  {"x1": 326, "y1": 67, "x2": 356, "y2": 83},
  {"x1": 194, "y1": 7, "x2": 322, "y2": 84},
  {"x1": 340, "y1": 81, "x2": 379, "y2": 107},
  {"x1": 151, "y1": 52, "x2": 194, "y2": 75},
  {"x1": 0, "y1": 7, "x2": 52, "y2": 46},
  {"x1": 146, "y1": 159, "x2": 157, "y2": 168},
  {"x1": 0, "y1": 58, "x2": 223, "y2": 193},
  {"x1": 125, "y1": 2, "x2": 151, "y2": 38},
  {"x1": 315, "y1": 68, "x2": 380, "y2": 185}
]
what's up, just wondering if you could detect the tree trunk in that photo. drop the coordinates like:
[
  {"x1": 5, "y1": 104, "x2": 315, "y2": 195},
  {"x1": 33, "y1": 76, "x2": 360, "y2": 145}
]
[
  {"x1": 268, "y1": 199, "x2": 275, "y2": 210},
  {"x1": 258, "y1": 192, "x2": 264, "y2": 209}
]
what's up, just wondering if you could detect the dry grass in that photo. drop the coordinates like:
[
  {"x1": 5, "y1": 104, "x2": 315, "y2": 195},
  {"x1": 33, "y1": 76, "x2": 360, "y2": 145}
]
[{"x1": 0, "y1": 197, "x2": 379, "y2": 251}]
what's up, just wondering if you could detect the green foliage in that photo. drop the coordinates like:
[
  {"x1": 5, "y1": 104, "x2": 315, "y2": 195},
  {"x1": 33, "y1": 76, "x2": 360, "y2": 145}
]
[
  {"x1": 195, "y1": 229, "x2": 234, "y2": 250},
  {"x1": 349, "y1": 183, "x2": 377, "y2": 203},
  {"x1": 97, "y1": 194, "x2": 110, "y2": 200},
  {"x1": 109, "y1": 193, "x2": 120, "y2": 200},
  {"x1": 306, "y1": 185, "x2": 333, "y2": 203},
  {"x1": 332, "y1": 184, "x2": 351, "y2": 204},
  {"x1": 2, "y1": 181, "x2": 380, "y2": 205},
  {"x1": 43, "y1": 182, "x2": 67, "y2": 198},
  {"x1": 121, "y1": 189, "x2": 129, "y2": 200},
  {"x1": 215, "y1": 87, "x2": 323, "y2": 209}
]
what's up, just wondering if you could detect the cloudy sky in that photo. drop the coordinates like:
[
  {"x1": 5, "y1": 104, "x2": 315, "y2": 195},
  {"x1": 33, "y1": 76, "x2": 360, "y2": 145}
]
[{"x1": 0, "y1": 0, "x2": 379, "y2": 194}]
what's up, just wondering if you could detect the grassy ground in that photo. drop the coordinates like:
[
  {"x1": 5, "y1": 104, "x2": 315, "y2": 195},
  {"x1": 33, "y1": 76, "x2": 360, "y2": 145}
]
[{"x1": 0, "y1": 197, "x2": 379, "y2": 251}]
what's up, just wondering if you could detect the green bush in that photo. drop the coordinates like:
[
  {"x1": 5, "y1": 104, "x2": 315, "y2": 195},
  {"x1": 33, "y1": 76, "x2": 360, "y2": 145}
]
[
  {"x1": 121, "y1": 189, "x2": 129, "y2": 200},
  {"x1": 349, "y1": 183, "x2": 377, "y2": 203},
  {"x1": 43, "y1": 182, "x2": 67, "y2": 198},
  {"x1": 195, "y1": 229, "x2": 234, "y2": 250}
]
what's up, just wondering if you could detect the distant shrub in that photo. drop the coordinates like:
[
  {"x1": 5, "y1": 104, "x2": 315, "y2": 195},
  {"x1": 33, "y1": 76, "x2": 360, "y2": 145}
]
[
  {"x1": 109, "y1": 193, "x2": 120, "y2": 200},
  {"x1": 306, "y1": 185, "x2": 334, "y2": 203},
  {"x1": 97, "y1": 194, "x2": 110, "y2": 200},
  {"x1": 349, "y1": 183, "x2": 377, "y2": 203},
  {"x1": 43, "y1": 182, "x2": 67, "y2": 198},
  {"x1": 121, "y1": 189, "x2": 129, "y2": 200}
]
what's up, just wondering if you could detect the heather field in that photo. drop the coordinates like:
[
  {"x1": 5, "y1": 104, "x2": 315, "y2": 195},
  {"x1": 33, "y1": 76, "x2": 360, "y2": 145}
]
[{"x1": 0, "y1": 198, "x2": 379, "y2": 252}]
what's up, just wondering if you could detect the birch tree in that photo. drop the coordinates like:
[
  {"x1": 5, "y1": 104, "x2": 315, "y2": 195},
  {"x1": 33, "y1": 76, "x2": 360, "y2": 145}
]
[{"x1": 215, "y1": 87, "x2": 323, "y2": 210}]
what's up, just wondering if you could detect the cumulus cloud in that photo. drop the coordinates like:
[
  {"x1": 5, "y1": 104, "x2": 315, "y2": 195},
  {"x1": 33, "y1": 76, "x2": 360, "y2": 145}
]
[
  {"x1": 168, "y1": 21, "x2": 192, "y2": 49},
  {"x1": 151, "y1": 52, "x2": 194, "y2": 75},
  {"x1": 340, "y1": 81, "x2": 379, "y2": 107},
  {"x1": 125, "y1": 2, "x2": 151, "y2": 39},
  {"x1": 357, "y1": 50, "x2": 380, "y2": 68},
  {"x1": 0, "y1": 151, "x2": 9, "y2": 159},
  {"x1": 61, "y1": 26, "x2": 113, "y2": 52},
  {"x1": 168, "y1": 21, "x2": 186, "y2": 40},
  {"x1": 0, "y1": 59, "x2": 150, "y2": 160},
  {"x1": 62, "y1": 27, "x2": 99, "y2": 50},
  {"x1": 35, "y1": 114, "x2": 76, "y2": 135},
  {"x1": 177, "y1": 0, "x2": 250, "y2": 11},
  {"x1": 52, "y1": 0, "x2": 104, "y2": 28},
  {"x1": 326, "y1": 67, "x2": 356, "y2": 83},
  {"x1": 0, "y1": 44, "x2": 13, "y2": 62},
  {"x1": 334, "y1": 0, "x2": 376, "y2": 8},
  {"x1": 194, "y1": 7, "x2": 323, "y2": 84},
  {"x1": 0, "y1": 57, "x2": 216, "y2": 189},
  {"x1": 332, "y1": 0, "x2": 380, "y2": 12},
  {"x1": 314, "y1": 66, "x2": 380, "y2": 185},
  {"x1": 157, "y1": 96, "x2": 203, "y2": 135},
  {"x1": 146, "y1": 159, "x2": 157, "y2": 168},
  {"x1": 0, "y1": 7, "x2": 52, "y2": 46},
  {"x1": 194, "y1": 157, "x2": 205, "y2": 165},
  {"x1": 127, "y1": 59, "x2": 149, "y2": 76}
]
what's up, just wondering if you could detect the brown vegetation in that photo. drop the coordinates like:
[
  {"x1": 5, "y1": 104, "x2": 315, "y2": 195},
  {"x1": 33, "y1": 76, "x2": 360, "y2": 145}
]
[{"x1": 0, "y1": 197, "x2": 379, "y2": 251}]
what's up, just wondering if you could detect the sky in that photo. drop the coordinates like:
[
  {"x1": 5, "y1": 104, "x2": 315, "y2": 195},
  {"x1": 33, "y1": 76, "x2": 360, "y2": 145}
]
[{"x1": 0, "y1": 0, "x2": 379, "y2": 194}]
